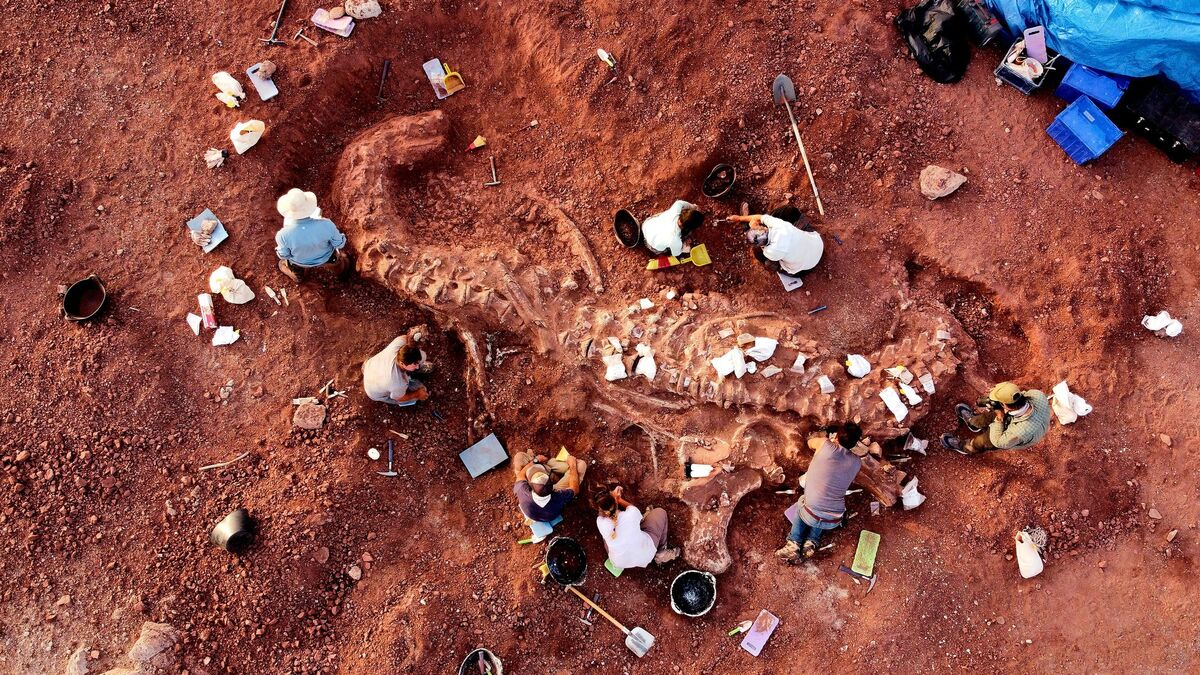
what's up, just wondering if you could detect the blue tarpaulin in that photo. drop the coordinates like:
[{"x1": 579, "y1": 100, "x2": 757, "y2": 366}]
[{"x1": 985, "y1": 0, "x2": 1200, "y2": 100}]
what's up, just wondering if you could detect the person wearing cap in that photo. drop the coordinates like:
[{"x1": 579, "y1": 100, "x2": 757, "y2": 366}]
[
  {"x1": 511, "y1": 450, "x2": 586, "y2": 527},
  {"x1": 728, "y1": 206, "x2": 823, "y2": 278},
  {"x1": 362, "y1": 326, "x2": 430, "y2": 407},
  {"x1": 274, "y1": 188, "x2": 350, "y2": 282},
  {"x1": 641, "y1": 200, "x2": 704, "y2": 256},
  {"x1": 941, "y1": 381, "x2": 1051, "y2": 455},
  {"x1": 592, "y1": 485, "x2": 679, "y2": 569},
  {"x1": 776, "y1": 422, "x2": 866, "y2": 563}
]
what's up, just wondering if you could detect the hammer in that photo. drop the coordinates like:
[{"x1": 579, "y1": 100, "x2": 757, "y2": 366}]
[
  {"x1": 838, "y1": 564, "x2": 877, "y2": 593},
  {"x1": 484, "y1": 156, "x2": 500, "y2": 186},
  {"x1": 259, "y1": 0, "x2": 288, "y2": 46},
  {"x1": 376, "y1": 440, "x2": 398, "y2": 477},
  {"x1": 294, "y1": 28, "x2": 317, "y2": 46}
]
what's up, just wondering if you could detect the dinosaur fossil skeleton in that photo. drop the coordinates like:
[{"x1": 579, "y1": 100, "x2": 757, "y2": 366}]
[{"x1": 333, "y1": 111, "x2": 974, "y2": 573}]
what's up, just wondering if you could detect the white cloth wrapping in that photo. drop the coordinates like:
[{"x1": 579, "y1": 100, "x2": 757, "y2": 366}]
[
  {"x1": 879, "y1": 387, "x2": 909, "y2": 422},
  {"x1": 602, "y1": 353, "x2": 628, "y2": 381},
  {"x1": 634, "y1": 344, "x2": 657, "y2": 381},
  {"x1": 1142, "y1": 310, "x2": 1183, "y2": 337},
  {"x1": 1050, "y1": 380, "x2": 1093, "y2": 425},
  {"x1": 845, "y1": 354, "x2": 871, "y2": 378},
  {"x1": 711, "y1": 348, "x2": 747, "y2": 379},
  {"x1": 746, "y1": 337, "x2": 778, "y2": 362}
]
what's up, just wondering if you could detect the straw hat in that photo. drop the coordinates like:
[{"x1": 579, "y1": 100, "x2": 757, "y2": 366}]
[{"x1": 276, "y1": 188, "x2": 319, "y2": 220}]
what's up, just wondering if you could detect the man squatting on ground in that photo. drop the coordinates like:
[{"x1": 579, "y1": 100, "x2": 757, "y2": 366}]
[
  {"x1": 942, "y1": 381, "x2": 1051, "y2": 455},
  {"x1": 777, "y1": 422, "x2": 867, "y2": 563},
  {"x1": 511, "y1": 449, "x2": 586, "y2": 532},
  {"x1": 274, "y1": 188, "x2": 351, "y2": 282},
  {"x1": 728, "y1": 206, "x2": 824, "y2": 278}
]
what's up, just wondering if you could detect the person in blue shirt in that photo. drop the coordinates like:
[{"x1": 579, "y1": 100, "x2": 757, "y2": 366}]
[{"x1": 274, "y1": 188, "x2": 350, "y2": 281}]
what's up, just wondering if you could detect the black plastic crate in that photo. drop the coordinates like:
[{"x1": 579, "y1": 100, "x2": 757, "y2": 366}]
[{"x1": 1115, "y1": 78, "x2": 1200, "y2": 163}]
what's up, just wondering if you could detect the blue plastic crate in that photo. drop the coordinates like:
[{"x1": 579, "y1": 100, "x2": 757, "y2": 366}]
[
  {"x1": 1047, "y1": 96, "x2": 1124, "y2": 164},
  {"x1": 1056, "y1": 64, "x2": 1131, "y2": 110}
]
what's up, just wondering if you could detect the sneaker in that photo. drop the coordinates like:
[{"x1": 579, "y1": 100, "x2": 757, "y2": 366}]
[
  {"x1": 277, "y1": 258, "x2": 301, "y2": 283},
  {"x1": 941, "y1": 433, "x2": 970, "y2": 456},
  {"x1": 802, "y1": 540, "x2": 817, "y2": 559},
  {"x1": 775, "y1": 540, "x2": 801, "y2": 563},
  {"x1": 956, "y1": 403, "x2": 983, "y2": 432}
]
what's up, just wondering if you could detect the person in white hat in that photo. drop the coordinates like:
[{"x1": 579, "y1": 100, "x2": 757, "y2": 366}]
[
  {"x1": 274, "y1": 188, "x2": 349, "y2": 281},
  {"x1": 729, "y1": 206, "x2": 823, "y2": 278}
]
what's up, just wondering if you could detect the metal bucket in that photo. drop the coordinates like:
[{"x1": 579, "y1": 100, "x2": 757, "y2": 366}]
[
  {"x1": 63, "y1": 275, "x2": 108, "y2": 321},
  {"x1": 613, "y1": 209, "x2": 641, "y2": 248},
  {"x1": 702, "y1": 164, "x2": 736, "y2": 198},
  {"x1": 210, "y1": 509, "x2": 255, "y2": 554},
  {"x1": 670, "y1": 570, "x2": 717, "y2": 617}
]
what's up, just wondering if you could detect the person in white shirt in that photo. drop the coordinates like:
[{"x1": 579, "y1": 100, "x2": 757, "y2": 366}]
[
  {"x1": 592, "y1": 485, "x2": 678, "y2": 569},
  {"x1": 728, "y1": 206, "x2": 823, "y2": 277},
  {"x1": 361, "y1": 328, "x2": 430, "y2": 407},
  {"x1": 641, "y1": 200, "x2": 704, "y2": 256}
]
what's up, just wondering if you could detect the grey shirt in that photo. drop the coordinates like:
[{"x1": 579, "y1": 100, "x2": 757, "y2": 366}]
[{"x1": 802, "y1": 440, "x2": 862, "y2": 520}]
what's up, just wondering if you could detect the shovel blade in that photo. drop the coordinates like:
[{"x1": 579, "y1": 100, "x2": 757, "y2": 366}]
[
  {"x1": 626, "y1": 627, "x2": 655, "y2": 657},
  {"x1": 772, "y1": 74, "x2": 796, "y2": 104}
]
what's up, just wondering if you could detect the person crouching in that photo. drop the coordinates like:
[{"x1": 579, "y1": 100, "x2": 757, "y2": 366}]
[{"x1": 776, "y1": 422, "x2": 866, "y2": 563}]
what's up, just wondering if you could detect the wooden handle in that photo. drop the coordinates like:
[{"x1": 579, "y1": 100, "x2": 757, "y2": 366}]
[
  {"x1": 783, "y1": 102, "x2": 825, "y2": 217},
  {"x1": 567, "y1": 586, "x2": 629, "y2": 634}
]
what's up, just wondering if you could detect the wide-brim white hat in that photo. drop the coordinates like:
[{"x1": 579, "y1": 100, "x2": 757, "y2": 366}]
[{"x1": 276, "y1": 188, "x2": 318, "y2": 220}]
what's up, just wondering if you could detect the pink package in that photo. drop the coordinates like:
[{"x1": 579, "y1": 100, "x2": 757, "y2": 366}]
[{"x1": 740, "y1": 610, "x2": 780, "y2": 657}]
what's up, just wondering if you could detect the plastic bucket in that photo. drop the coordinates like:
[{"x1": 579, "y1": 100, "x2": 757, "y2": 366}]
[
  {"x1": 702, "y1": 164, "x2": 736, "y2": 198},
  {"x1": 210, "y1": 509, "x2": 255, "y2": 554},
  {"x1": 613, "y1": 209, "x2": 641, "y2": 248},
  {"x1": 458, "y1": 648, "x2": 502, "y2": 675},
  {"x1": 545, "y1": 536, "x2": 587, "y2": 586},
  {"x1": 63, "y1": 275, "x2": 107, "y2": 321},
  {"x1": 670, "y1": 570, "x2": 717, "y2": 617}
]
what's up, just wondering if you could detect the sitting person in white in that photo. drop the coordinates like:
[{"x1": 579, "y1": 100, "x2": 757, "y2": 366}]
[
  {"x1": 592, "y1": 485, "x2": 678, "y2": 569},
  {"x1": 729, "y1": 206, "x2": 823, "y2": 277},
  {"x1": 362, "y1": 327, "x2": 429, "y2": 407},
  {"x1": 641, "y1": 200, "x2": 704, "y2": 256}
]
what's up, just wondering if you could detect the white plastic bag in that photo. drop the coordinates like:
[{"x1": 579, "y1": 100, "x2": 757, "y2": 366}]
[
  {"x1": 1050, "y1": 380, "x2": 1092, "y2": 425},
  {"x1": 901, "y1": 478, "x2": 926, "y2": 510},
  {"x1": 230, "y1": 120, "x2": 265, "y2": 154},
  {"x1": 1142, "y1": 310, "x2": 1183, "y2": 337},
  {"x1": 1015, "y1": 532, "x2": 1044, "y2": 578},
  {"x1": 879, "y1": 387, "x2": 909, "y2": 421},
  {"x1": 602, "y1": 353, "x2": 628, "y2": 381},
  {"x1": 634, "y1": 344, "x2": 657, "y2": 381},
  {"x1": 746, "y1": 337, "x2": 778, "y2": 362},
  {"x1": 845, "y1": 354, "x2": 871, "y2": 378},
  {"x1": 711, "y1": 348, "x2": 747, "y2": 379}
]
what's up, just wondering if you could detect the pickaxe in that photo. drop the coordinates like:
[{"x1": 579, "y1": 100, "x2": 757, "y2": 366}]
[
  {"x1": 838, "y1": 564, "x2": 877, "y2": 593},
  {"x1": 259, "y1": 0, "x2": 288, "y2": 46}
]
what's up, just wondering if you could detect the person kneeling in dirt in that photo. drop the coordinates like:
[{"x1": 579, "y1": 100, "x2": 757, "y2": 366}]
[
  {"x1": 274, "y1": 188, "x2": 351, "y2": 282},
  {"x1": 512, "y1": 450, "x2": 585, "y2": 529},
  {"x1": 361, "y1": 327, "x2": 431, "y2": 407},
  {"x1": 728, "y1": 206, "x2": 824, "y2": 278},
  {"x1": 776, "y1": 422, "x2": 866, "y2": 563},
  {"x1": 641, "y1": 200, "x2": 705, "y2": 256},
  {"x1": 941, "y1": 381, "x2": 1050, "y2": 455},
  {"x1": 592, "y1": 485, "x2": 679, "y2": 568}
]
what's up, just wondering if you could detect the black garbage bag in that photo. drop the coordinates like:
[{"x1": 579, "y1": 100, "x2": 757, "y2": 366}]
[{"x1": 894, "y1": 0, "x2": 970, "y2": 84}]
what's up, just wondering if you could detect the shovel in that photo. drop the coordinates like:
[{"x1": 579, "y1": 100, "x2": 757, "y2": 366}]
[
  {"x1": 566, "y1": 586, "x2": 655, "y2": 657},
  {"x1": 771, "y1": 74, "x2": 825, "y2": 217}
]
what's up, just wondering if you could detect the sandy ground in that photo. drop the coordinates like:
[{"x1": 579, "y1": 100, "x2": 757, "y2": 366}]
[{"x1": 1, "y1": 0, "x2": 1199, "y2": 673}]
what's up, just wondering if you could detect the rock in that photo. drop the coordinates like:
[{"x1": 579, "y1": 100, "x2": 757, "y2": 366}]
[
  {"x1": 292, "y1": 402, "x2": 327, "y2": 430},
  {"x1": 65, "y1": 646, "x2": 89, "y2": 675},
  {"x1": 55, "y1": 594, "x2": 71, "y2": 607},
  {"x1": 313, "y1": 546, "x2": 330, "y2": 564},
  {"x1": 327, "y1": 6, "x2": 345, "y2": 19},
  {"x1": 127, "y1": 621, "x2": 178, "y2": 666},
  {"x1": 256, "y1": 60, "x2": 276, "y2": 79},
  {"x1": 1097, "y1": 560, "x2": 1106, "y2": 569},
  {"x1": 1167, "y1": 529, "x2": 1178, "y2": 542},
  {"x1": 347, "y1": 565, "x2": 363, "y2": 581},
  {"x1": 344, "y1": 0, "x2": 381, "y2": 19},
  {"x1": 1148, "y1": 508, "x2": 1163, "y2": 520},
  {"x1": 1159, "y1": 434, "x2": 1172, "y2": 447},
  {"x1": 919, "y1": 165, "x2": 967, "y2": 200}
]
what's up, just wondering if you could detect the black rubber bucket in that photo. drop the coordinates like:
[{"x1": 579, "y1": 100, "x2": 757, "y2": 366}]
[
  {"x1": 613, "y1": 209, "x2": 641, "y2": 248},
  {"x1": 458, "y1": 648, "x2": 503, "y2": 675},
  {"x1": 702, "y1": 164, "x2": 736, "y2": 198},
  {"x1": 545, "y1": 536, "x2": 587, "y2": 586},
  {"x1": 210, "y1": 509, "x2": 255, "y2": 554},
  {"x1": 63, "y1": 275, "x2": 107, "y2": 321},
  {"x1": 670, "y1": 570, "x2": 717, "y2": 617}
]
